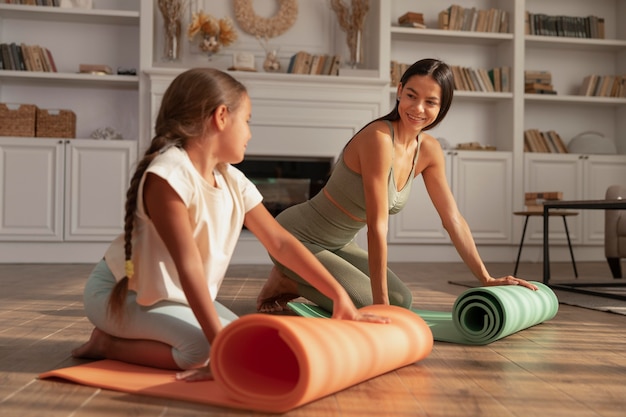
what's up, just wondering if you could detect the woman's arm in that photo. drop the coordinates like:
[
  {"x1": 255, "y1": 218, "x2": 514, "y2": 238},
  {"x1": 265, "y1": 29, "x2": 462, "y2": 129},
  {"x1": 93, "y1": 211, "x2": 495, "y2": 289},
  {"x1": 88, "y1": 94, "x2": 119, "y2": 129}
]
[
  {"x1": 345, "y1": 122, "x2": 396, "y2": 304},
  {"x1": 244, "y1": 203, "x2": 389, "y2": 322},
  {"x1": 420, "y1": 137, "x2": 537, "y2": 290},
  {"x1": 143, "y1": 173, "x2": 225, "y2": 344}
]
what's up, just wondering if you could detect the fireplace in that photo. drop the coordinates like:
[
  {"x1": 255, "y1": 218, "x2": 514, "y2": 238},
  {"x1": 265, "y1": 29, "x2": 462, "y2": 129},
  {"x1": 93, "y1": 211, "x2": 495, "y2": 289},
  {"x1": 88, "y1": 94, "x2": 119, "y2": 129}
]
[{"x1": 234, "y1": 155, "x2": 334, "y2": 217}]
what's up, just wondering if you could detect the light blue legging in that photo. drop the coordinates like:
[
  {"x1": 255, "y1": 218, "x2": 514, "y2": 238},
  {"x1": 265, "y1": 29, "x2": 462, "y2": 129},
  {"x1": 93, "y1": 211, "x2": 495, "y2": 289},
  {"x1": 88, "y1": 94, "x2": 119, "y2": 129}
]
[
  {"x1": 273, "y1": 240, "x2": 413, "y2": 312},
  {"x1": 82, "y1": 259, "x2": 238, "y2": 370}
]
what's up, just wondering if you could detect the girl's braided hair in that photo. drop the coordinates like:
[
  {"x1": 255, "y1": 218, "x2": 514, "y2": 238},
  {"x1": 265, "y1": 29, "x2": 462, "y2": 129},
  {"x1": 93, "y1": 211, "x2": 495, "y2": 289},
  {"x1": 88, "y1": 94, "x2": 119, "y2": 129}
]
[{"x1": 107, "y1": 68, "x2": 247, "y2": 320}]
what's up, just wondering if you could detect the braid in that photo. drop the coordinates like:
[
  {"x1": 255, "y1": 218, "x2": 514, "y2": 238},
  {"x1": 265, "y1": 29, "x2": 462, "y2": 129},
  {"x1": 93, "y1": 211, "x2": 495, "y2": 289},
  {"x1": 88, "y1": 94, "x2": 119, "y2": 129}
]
[{"x1": 107, "y1": 136, "x2": 178, "y2": 320}]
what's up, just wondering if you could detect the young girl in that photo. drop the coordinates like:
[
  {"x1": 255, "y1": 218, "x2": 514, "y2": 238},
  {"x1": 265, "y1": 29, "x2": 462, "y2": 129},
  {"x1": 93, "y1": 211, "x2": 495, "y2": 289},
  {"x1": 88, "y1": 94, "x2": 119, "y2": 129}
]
[
  {"x1": 258, "y1": 58, "x2": 537, "y2": 314},
  {"x1": 71, "y1": 68, "x2": 387, "y2": 381}
]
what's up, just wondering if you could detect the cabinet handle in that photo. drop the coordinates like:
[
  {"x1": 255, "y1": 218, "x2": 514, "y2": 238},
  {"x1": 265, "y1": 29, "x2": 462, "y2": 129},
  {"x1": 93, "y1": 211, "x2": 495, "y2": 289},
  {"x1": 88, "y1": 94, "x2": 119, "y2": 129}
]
[{"x1": 58, "y1": 140, "x2": 63, "y2": 145}]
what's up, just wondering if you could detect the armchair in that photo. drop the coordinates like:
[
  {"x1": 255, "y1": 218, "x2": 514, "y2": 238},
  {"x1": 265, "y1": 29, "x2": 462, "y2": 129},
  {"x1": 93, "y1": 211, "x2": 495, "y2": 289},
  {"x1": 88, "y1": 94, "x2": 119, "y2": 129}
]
[{"x1": 605, "y1": 185, "x2": 626, "y2": 278}]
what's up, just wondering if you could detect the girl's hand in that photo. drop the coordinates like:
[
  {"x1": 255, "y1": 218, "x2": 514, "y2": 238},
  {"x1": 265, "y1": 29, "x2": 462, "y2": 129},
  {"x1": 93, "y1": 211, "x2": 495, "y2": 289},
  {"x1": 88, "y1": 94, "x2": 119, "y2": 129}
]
[
  {"x1": 175, "y1": 364, "x2": 213, "y2": 382},
  {"x1": 484, "y1": 276, "x2": 538, "y2": 291}
]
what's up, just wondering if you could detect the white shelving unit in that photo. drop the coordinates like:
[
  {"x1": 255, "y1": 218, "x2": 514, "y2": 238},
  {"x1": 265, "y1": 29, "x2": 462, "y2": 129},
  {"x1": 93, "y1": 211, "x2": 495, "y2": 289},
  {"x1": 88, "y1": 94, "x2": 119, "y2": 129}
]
[{"x1": 0, "y1": 0, "x2": 140, "y2": 263}]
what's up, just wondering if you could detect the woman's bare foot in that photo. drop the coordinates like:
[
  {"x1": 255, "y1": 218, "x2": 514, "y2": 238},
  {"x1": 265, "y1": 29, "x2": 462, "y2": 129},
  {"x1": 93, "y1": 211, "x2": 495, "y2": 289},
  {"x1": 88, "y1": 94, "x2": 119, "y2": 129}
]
[
  {"x1": 71, "y1": 327, "x2": 111, "y2": 360},
  {"x1": 257, "y1": 267, "x2": 300, "y2": 313}
]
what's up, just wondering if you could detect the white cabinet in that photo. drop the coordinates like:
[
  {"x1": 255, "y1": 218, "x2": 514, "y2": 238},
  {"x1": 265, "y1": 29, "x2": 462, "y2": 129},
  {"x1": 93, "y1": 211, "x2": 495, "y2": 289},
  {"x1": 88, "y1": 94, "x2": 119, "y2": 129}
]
[
  {"x1": 0, "y1": 138, "x2": 137, "y2": 242},
  {"x1": 524, "y1": 153, "x2": 626, "y2": 245},
  {"x1": 390, "y1": 150, "x2": 512, "y2": 244}
]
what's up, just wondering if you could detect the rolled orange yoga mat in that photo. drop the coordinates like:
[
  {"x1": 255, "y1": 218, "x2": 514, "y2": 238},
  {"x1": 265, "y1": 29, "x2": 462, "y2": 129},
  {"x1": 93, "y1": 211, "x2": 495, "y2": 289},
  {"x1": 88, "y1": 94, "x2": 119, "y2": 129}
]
[{"x1": 39, "y1": 305, "x2": 433, "y2": 414}]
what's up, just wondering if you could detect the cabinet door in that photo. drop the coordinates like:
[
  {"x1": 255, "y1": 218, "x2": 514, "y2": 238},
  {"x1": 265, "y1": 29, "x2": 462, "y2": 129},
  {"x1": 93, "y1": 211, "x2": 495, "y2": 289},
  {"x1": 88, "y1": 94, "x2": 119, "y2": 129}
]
[
  {"x1": 0, "y1": 138, "x2": 64, "y2": 241},
  {"x1": 64, "y1": 140, "x2": 137, "y2": 241},
  {"x1": 388, "y1": 153, "x2": 452, "y2": 243},
  {"x1": 524, "y1": 154, "x2": 583, "y2": 244},
  {"x1": 389, "y1": 151, "x2": 511, "y2": 244},
  {"x1": 452, "y1": 151, "x2": 513, "y2": 243},
  {"x1": 583, "y1": 155, "x2": 626, "y2": 244}
]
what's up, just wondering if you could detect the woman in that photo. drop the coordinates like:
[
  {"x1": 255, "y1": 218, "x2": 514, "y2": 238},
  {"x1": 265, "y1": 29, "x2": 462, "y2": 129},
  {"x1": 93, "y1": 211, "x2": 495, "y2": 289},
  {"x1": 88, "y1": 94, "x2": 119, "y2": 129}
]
[{"x1": 258, "y1": 58, "x2": 537, "y2": 314}]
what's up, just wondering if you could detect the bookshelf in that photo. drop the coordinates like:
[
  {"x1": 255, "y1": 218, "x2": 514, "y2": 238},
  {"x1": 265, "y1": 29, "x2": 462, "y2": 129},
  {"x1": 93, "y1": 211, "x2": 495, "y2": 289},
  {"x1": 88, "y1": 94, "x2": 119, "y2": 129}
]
[
  {"x1": 0, "y1": 0, "x2": 140, "y2": 261},
  {"x1": 381, "y1": 0, "x2": 626, "y2": 258}
]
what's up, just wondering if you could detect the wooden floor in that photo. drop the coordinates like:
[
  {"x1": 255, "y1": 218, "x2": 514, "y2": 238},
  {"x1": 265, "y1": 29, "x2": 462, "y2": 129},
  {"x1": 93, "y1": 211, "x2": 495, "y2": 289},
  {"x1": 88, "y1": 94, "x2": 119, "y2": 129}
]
[{"x1": 1, "y1": 261, "x2": 625, "y2": 417}]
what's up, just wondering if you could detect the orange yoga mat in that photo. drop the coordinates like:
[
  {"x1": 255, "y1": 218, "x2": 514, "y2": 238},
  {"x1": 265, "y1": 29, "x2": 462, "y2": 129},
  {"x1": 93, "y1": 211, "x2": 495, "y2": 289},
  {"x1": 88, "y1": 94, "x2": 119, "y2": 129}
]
[{"x1": 39, "y1": 305, "x2": 433, "y2": 414}]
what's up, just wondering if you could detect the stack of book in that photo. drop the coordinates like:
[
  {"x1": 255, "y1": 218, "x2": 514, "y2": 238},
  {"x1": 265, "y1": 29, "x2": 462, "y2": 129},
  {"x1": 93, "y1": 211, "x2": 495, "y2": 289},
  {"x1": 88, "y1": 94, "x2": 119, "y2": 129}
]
[
  {"x1": 0, "y1": 42, "x2": 57, "y2": 72},
  {"x1": 524, "y1": 191, "x2": 563, "y2": 212},
  {"x1": 287, "y1": 52, "x2": 341, "y2": 76},
  {"x1": 438, "y1": 5, "x2": 509, "y2": 33},
  {"x1": 398, "y1": 12, "x2": 426, "y2": 29},
  {"x1": 525, "y1": 12, "x2": 605, "y2": 39},
  {"x1": 524, "y1": 129, "x2": 568, "y2": 153},
  {"x1": 450, "y1": 65, "x2": 510, "y2": 92},
  {"x1": 525, "y1": 70, "x2": 555, "y2": 94},
  {"x1": 580, "y1": 74, "x2": 626, "y2": 97}
]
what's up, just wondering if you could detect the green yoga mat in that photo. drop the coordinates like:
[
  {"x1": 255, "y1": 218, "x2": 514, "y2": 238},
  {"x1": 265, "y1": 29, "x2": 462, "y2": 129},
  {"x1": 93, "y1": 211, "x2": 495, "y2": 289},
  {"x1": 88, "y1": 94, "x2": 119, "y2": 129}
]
[{"x1": 288, "y1": 281, "x2": 558, "y2": 345}]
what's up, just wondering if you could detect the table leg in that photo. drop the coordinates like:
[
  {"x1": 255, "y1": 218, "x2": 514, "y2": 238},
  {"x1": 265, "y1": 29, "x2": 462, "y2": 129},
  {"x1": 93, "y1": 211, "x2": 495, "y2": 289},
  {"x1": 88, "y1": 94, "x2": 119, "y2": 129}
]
[
  {"x1": 514, "y1": 216, "x2": 530, "y2": 276},
  {"x1": 562, "y1": 216, "x2": 578, "y2": 278},
  {"x1": 543, "y1": 207, "x2": 550, "y2": 284}
]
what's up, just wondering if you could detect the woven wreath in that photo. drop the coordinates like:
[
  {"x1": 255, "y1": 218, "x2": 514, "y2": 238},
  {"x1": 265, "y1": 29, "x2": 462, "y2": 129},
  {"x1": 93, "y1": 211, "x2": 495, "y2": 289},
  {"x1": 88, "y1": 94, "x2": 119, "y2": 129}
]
[{"x1": 233, "y1": 0, "x2": 298, "y2": 38}]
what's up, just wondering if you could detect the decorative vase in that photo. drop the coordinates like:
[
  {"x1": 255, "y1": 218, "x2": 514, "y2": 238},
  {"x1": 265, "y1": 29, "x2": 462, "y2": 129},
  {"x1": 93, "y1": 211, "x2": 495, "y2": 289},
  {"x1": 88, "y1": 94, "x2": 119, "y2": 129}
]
[
  {"x1": 163, "y1": 18, "x2": 182, "y2": 62},
  {"x1": 347, "y1": 28, "x2": 363, "y2": 69},
  {"x1": 158, "y1": 0, "x2": 185, "y2": 62}
]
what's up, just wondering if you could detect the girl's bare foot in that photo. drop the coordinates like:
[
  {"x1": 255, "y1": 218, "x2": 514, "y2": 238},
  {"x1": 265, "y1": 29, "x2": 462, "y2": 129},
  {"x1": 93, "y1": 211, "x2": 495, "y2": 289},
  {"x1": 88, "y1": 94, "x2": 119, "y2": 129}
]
[
  {"x1": 257, "y1": 267, "x2": 300, "y2": 313},
  {"x1": 71, "y1": 327, "x2": 111, "y2": 360}
]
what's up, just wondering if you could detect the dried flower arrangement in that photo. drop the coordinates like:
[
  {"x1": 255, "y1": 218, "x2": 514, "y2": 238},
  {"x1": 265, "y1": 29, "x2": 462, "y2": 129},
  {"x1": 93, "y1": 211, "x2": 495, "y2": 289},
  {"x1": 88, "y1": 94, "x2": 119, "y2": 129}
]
[
  {"x1": 187, "y1": 10, "x2": 238, "y2": 55},
  {"x1": 233, "y1": 0, "x2": 298, "y2": 39},
  {"x1": 158, "y1": 0, "x2": 187, "y2": 61},
  {"x1": 330, "y1": 0, "x2": 370, "y2": 68}
]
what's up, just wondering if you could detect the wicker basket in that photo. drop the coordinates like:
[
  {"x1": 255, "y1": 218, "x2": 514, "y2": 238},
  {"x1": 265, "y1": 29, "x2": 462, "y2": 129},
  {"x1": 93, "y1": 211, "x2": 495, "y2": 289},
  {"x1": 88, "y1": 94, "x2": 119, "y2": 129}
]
[
  {"x1": 0, "y1": 103, "x2": 37, "y2": 137},
  {"x1": 36, "y1": 109, "x2": 77, "y2": 138}
]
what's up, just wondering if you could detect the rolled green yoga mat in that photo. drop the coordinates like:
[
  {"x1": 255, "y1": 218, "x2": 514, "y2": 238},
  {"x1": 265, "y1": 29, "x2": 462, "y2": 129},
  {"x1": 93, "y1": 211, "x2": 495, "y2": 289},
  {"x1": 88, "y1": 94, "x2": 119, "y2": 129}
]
[{"x1": 288, "y1": 281, "x2": 558, "y2": 345}]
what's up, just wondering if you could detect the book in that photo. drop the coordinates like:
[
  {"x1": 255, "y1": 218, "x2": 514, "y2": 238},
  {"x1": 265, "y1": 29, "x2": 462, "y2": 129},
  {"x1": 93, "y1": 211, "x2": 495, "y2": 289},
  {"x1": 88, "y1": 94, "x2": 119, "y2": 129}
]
[
  {"x1": 79, "y1": 63, "x2": 113, "y2": 74},
  {"x1": 327, "y1": 54, "x2": 341, "y2": 76},
  {"x1": 525, "y1": 82, "x2": 553, "y2": 92},
  {"x1": 10, "y1": 42, "x2": 23, "y2": 71},
  {"x1": 291, "y1": 51, "x2": 311, "y2": 74},
  {"x1": 398, "y1": 12, "x2": 424, "y2": 26},
  {"x1": 44, "y1": 47, "x2": 57, "y2": 72},
  {"x1": 580, "y1": 74, "x2": 598, "y2": 96},
  {"x1": 525, "y1": 191, "x2": 563, "y2": 201},
  {"x1": 548, "y1": 130, "x2": 568, "y2": 153},
  {"x1": 322, "y1": 54, "x2": 334, "y2": 76},
  {"x1": 308, "y1": 54, "x2": 323, "y2": 75},
  {"x1": 30, "y1": 45, "x2": 45, "y2": 71}
]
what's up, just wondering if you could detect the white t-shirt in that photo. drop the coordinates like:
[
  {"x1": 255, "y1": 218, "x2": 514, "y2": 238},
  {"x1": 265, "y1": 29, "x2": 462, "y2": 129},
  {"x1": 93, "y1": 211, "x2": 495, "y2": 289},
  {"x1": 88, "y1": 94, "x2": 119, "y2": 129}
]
[{"x1": 104, "y1": 146, "x2": 263, "y2": 306}]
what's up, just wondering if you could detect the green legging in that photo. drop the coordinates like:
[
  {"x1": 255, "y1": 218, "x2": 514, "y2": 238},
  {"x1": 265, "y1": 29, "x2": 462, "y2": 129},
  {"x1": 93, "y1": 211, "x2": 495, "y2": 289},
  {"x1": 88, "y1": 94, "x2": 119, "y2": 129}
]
[{"x1": 272, "y1": 240, "x2": 413, "y2": 312}]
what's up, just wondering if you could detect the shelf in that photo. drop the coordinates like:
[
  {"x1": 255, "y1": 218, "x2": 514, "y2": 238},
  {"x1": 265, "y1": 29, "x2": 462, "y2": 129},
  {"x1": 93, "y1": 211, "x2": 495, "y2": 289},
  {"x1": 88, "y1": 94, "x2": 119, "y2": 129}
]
[
  {"x1": 0, "y1": 70, "x2": 138, "y2": 88},
  {"x1": 390, "y1": 27, "x2": 513, "y2": 45},
  {"x1": 524, "y1": 93, "x2": 626, "y2": 106},
  {"x1": 0, "y1": 4, "x2": 139, "y2": 25},
  {"x1": 525, "y1": 35, "x2": 626, "y2": 52}
]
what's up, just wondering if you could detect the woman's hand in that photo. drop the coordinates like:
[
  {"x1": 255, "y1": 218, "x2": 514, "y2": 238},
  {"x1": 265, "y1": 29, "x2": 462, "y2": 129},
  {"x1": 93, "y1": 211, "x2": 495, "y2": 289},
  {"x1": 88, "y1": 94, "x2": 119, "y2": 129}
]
[
  {"x1": 484, "y1": 276, "x2": 538, "y2": 291},
  {"x1": 331, "y1": 298, "x2": 391, "y2": 324},
  {"x1": 175, "y1": 365, "x2": 213, "y2": 382}
]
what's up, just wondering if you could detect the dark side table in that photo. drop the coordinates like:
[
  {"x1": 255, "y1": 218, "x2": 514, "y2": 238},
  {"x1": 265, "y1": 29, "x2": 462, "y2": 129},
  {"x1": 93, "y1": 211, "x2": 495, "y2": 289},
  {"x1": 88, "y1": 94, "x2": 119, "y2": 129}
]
[{"x1": 542, "y1": 199, "x2": 626, "y2": 301}]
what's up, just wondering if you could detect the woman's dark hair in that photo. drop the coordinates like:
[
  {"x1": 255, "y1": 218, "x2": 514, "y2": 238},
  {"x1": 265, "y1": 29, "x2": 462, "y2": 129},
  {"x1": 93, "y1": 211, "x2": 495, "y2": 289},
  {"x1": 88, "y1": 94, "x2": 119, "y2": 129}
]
[
  {"x1": 107, "y1": 67, "x2": 247, "y2": 320},
  {"x1": 379, "y1": 58, "x2": 454, "y2": 131}
]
